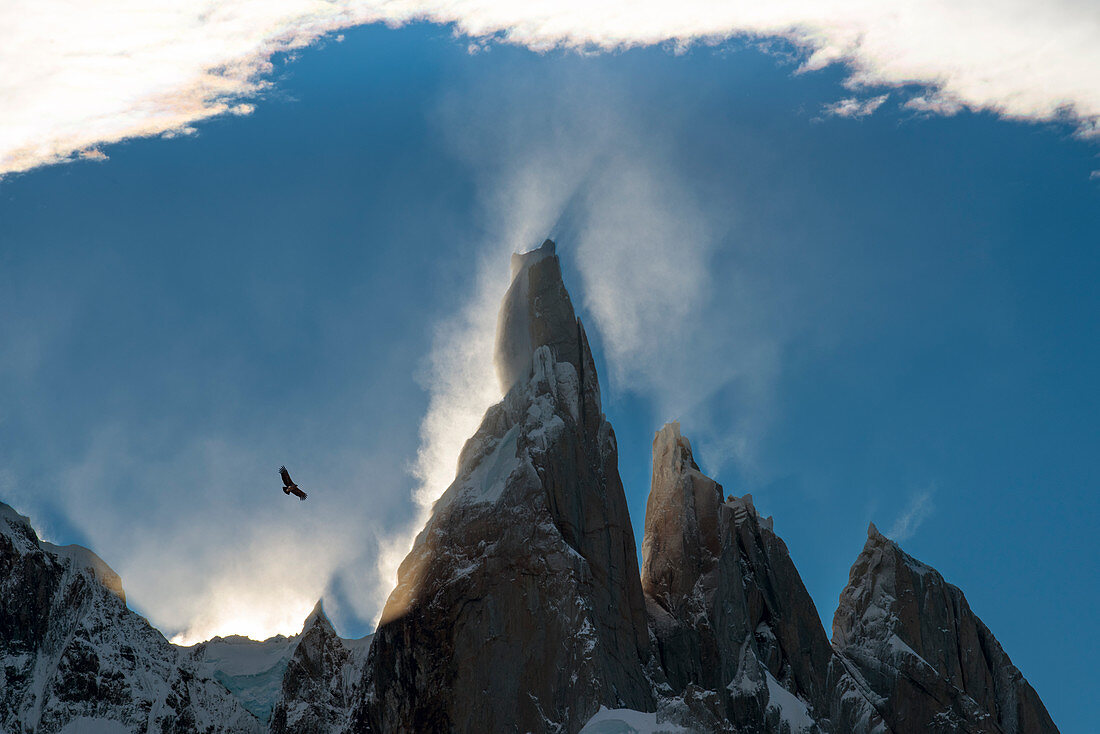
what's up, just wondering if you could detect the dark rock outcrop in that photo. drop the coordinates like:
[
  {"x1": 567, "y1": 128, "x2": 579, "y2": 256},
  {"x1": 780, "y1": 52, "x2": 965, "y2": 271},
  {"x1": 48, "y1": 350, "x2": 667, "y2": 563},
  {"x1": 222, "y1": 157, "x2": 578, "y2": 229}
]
[
  {"x1": 640, "y1": 422, "x2": 887, "y2": 733},
  {"x1": 357, "y1": 240, "x2": 653, "y2": 733},
  {"x1": 270, "y1": 602, "x2": 371, "y2": 734},
  {"x1": 0, "y1": 502, "x2": 259, "y2": 733},
  {"x1": 832, "y1": 524, "x2": 1059, "y2": 734}
]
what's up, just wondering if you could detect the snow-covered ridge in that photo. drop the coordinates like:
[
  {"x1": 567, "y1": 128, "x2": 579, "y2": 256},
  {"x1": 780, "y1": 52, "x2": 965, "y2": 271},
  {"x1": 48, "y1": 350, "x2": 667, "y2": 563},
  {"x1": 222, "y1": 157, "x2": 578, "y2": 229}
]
[
  {"x1": 0, "y1": 500, "x2": 260, "y2": 733},
  {"x1": 186, "y1": 633, "x2": 300, "y2": 723},
  {"x1": 1, "y1": 501, "x2": 125, "y2": 601}
]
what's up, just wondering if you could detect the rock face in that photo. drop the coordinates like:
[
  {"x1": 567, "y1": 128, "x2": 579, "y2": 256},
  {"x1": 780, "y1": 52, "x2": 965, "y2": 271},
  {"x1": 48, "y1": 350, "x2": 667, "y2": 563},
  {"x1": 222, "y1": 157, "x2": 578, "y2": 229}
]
[
  {"x1": 269, "y1": 602, "x2": 371, "y2": 734},
  {"x1": 832, "y1": 524, "x2": 1059, "y2": 734},
  {"x1": 640, "y1": 423, "x2": 887, "y2": 734},
  {"x1": 357, "y1": 240, "x2": 653, "y2": 733},
  {"x1": 0, "y1": 502, "x2": 259, "y2": 734}
]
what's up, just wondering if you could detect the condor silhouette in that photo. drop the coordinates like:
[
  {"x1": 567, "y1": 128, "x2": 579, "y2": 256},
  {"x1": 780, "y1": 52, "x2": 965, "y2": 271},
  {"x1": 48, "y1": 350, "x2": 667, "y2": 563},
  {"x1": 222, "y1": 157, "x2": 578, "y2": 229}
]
[{"x1": 279, "y1": 466, "x2": 307, "y2": 500}]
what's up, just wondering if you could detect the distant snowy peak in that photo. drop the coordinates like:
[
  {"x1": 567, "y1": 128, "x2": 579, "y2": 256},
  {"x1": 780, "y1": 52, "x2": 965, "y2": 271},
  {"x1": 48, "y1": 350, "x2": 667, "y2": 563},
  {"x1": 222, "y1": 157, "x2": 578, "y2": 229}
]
[
  {"x1": 0, "y1": 501, "x2": 126, "y2": 602},
  {"x1": 0, "y1": 501, "x2": 258, "y2": 733},
  {"x1": 303, "y1": 598, "x2": 335, "y2": 634},
  {"x1": 186, "y1": 600, "x2": 372, "y2": 730},
  {"x1": 187, "y1": 632, "x2": 300, "y2": 725},
  {"x1": 269, "y1": 602, "x2": 371, "y2": 734}
]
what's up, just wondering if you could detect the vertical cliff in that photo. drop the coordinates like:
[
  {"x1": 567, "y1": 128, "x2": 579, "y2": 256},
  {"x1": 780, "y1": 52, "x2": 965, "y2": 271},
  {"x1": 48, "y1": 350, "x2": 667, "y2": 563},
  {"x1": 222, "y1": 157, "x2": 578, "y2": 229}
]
[
  {"x1": 640, "y1": 423, "x2": 888, "y2": 733},
  {"x1": 357, "y1": 240, "x2": 653, "y2": 733},
  {"x1": 832, "y1": 524, "x2": 1059, "y2": 734}
]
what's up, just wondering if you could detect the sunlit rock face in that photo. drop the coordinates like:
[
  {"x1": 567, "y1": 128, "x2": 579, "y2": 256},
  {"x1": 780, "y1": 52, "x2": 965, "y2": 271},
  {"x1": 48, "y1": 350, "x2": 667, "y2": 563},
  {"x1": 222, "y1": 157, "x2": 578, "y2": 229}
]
[
  {"x1": 0, "y1": 502, "x2": 259, "y2": 734},
  {"x1": 640, "y1": 423, "x2": 888, "y2": 733},
  {"x1": 833, "y1": 525, "x2": 1059, "y2": 734},
  {"x1": 356, "y1": 240, "x2": 653, "y2": 733}
]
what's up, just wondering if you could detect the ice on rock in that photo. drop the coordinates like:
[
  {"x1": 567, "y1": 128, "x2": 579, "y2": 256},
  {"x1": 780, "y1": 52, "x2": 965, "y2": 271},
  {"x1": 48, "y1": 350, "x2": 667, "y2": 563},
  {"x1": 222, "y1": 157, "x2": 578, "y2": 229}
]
[
  {"x1": 580, "y1": 706, "x2": 690, "y2": 734},
  {"x1": 0, "y1": 500, "x2": 259, "y2": 733}
]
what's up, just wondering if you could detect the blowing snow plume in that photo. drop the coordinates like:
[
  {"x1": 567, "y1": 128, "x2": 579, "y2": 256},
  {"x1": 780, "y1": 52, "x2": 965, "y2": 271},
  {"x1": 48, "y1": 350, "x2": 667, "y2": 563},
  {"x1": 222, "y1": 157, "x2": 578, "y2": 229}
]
[{"x1": 4, "y1": 0, "x2": 1098, "y2": 177}]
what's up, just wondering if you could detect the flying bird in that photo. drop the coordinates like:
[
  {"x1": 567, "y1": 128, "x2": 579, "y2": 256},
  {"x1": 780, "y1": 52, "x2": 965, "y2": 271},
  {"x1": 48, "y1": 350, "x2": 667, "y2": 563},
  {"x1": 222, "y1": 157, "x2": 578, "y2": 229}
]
[{"x1": 279, "y1": 465, "x2": 307, "y2": 500}]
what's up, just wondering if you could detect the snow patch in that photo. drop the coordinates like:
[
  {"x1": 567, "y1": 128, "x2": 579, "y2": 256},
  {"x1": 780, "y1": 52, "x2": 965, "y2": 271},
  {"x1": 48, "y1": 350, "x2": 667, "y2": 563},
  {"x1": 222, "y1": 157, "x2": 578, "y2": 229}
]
[
  {"x1": 580, "y1": 706, "x2": 688, "y2": 734},
  {"x1": 43, "y1": 542, "x2": 125, "y2": 601},
  {"x1": 57, "y1": 717, "x2": 131, "y2": 734},
  {"x1": 764, "y1": 670, "x2": 817, "y2": 733}
]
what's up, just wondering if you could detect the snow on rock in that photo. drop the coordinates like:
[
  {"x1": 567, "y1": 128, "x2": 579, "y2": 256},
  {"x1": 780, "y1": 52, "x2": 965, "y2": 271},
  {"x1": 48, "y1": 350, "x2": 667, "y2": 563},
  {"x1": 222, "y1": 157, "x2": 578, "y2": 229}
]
[
  {"x1": 57, "y1": 716, "x2": 132, "y2": 734},
  {"x1": 832, "y1": 523, "x2": 1059, "y2": 733},
  {"x1": 640, "y1": 422, "x2": 887, "y2": 734},
  {"x1": 358, "y1": 240, "x2": 653, "y2": 733},
  {"x1": 268, "y1": 601, "x2": 372, "y2": 734},
  {"x1": 764, "y1": 669, "x2": 817, "y2": 733},
  {"x1": 580, "y1": 706, "x2": 689, "y2": 734},
  {"x1": 186, "y1": 632, "x2": 299, "y2": 723},
  {"x1": 0, "y1": 500, "x2": 259, "y2": 733}
]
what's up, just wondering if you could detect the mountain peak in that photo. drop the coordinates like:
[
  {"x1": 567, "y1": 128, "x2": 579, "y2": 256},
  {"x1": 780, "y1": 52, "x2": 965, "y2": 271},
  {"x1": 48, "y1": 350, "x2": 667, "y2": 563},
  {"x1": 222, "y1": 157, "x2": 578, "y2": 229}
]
[
  {"x1": 363, "y1": 238, "x2": 653, "y2": 732},
  {"x1": 510, "y1": 238, "x2": 556, "y2": 276},
  {"x1": 303, "y1": 599, "x2": 332, "y2": 633},
  {"x1": 866, "y1": 521, "x2": 883, "y2": 540},
  {"x1": 495, "y1": 238, "x2": 583, "y2": 392},
  {"x1": 833, "y1": 528, "x2": 1058, "y2": 733}
]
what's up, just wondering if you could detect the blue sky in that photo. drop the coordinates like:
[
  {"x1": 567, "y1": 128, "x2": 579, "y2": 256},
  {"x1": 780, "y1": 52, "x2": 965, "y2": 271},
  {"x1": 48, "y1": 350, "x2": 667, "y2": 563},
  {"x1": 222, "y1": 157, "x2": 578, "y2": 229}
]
[{"x1": 2, "y1": 17, "x2": 1098, "y2": 732}]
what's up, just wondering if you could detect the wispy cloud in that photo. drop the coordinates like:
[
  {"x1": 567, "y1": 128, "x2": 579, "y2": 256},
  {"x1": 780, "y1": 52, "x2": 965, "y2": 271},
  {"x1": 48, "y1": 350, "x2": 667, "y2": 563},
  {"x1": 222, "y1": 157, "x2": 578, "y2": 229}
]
[
  {"x1": 37, "y1": 425, "x2": 406, "y2": 644},
  {"x1": 887, "y1": 489, "x2": 935, "y2": 542},
  {"x1": 3, "y1": 0, "x2": 1098, "y2": 177},
  {"x1": 823, "y1": 94, "x2": 889, "y2": 119}
]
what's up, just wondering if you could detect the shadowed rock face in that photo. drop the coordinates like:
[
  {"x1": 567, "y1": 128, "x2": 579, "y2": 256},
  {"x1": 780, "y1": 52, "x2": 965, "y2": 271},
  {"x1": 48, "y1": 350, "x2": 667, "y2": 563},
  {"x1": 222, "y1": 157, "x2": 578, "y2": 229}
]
[
  {"x1": 0, "y1": 503, "x2": 259, "y2": 734},
  {"x1": 269, "y1": 602, "x2": 370, "y2": 734},
  {"x1": 357, "y1": 240, "x2": 653, "y2": 734},
  {"x1": 640, "y1": 423, "x2": 889, "y2": 734},
  {"x1": 833, "y1": 525, "x2": 1059, "y2": 734}
]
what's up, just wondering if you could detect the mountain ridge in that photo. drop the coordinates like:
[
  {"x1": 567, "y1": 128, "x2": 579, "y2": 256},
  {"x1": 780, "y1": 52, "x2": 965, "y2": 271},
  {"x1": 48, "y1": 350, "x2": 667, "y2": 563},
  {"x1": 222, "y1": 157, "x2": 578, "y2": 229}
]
[{"x1": 0, "y1": 239, "x2": 1059, "y2": 733}]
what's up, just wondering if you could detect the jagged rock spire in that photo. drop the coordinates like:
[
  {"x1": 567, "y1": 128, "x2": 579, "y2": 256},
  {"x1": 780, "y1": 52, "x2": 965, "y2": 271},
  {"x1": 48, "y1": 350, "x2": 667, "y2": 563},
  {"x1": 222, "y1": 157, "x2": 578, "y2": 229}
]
[
  {"x1": 496, "y1": 239, "x2": 584, "y2": 392},
  {"x1": 641, "y1": 424, "x2": 834, "y2": 730},
  {"x1": 358, "y1": 239, "x2": 651, "y2": 733},
  {"x1": 269, "y1": 601, "x2": 367, "y2": 734},
  {"x1": 833, "y1": 524, "x2": 1059, "y2": 733},
  {"x1": 640, "y1": 423, "x2": 894, "y2": 733}
]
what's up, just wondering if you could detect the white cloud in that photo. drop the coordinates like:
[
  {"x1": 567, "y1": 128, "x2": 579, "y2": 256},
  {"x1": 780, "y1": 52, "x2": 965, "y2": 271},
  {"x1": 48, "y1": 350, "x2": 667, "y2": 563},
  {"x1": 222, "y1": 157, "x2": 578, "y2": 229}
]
[
  {"x1": 823, "y1": 94, "x2": 889, "y2": 119},
  {"x1": 3, "y1": 0, "x2": 1098, "y2": 177},
  {"x1": 371, "y1": 250, "x2": 511, "y2": 617},
  {"x1": 4, "y1": 407, "x2": 412, "y2": 643},
  {"x1": 887, "y1": 489, "x2": 934, "y2": 542}
]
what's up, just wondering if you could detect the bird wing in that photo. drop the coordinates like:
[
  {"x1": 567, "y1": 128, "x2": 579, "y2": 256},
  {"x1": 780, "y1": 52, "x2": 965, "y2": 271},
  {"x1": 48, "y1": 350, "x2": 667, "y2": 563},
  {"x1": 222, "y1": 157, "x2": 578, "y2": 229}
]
[
  {"x1": 279, "y1": 465, "x2": 293, "y2": 487},
  {"x1": 292, "y1": 487, "x2": 308, "y2": 500}
]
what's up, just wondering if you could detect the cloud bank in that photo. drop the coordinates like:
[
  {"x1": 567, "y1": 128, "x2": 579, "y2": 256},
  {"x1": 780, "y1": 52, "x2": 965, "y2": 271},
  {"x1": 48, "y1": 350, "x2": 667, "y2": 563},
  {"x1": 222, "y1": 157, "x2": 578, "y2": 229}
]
[{"x1": 3, "y1": 0, "x2": 1098, "y2": 176}]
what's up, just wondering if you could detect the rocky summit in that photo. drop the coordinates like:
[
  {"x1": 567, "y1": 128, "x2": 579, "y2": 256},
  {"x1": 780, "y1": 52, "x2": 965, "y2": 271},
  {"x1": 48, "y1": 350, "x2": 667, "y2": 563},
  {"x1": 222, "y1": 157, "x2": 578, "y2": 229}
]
[
  {"x1": 0, "y1": 240, "x2": 1059, "y2": 733},
  {"x1": 356, "y1": 239, "x2": 653, "y2": 733},
  {"x1": 831, "y1": 525, "x2": 1058, "y2": 734}
]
